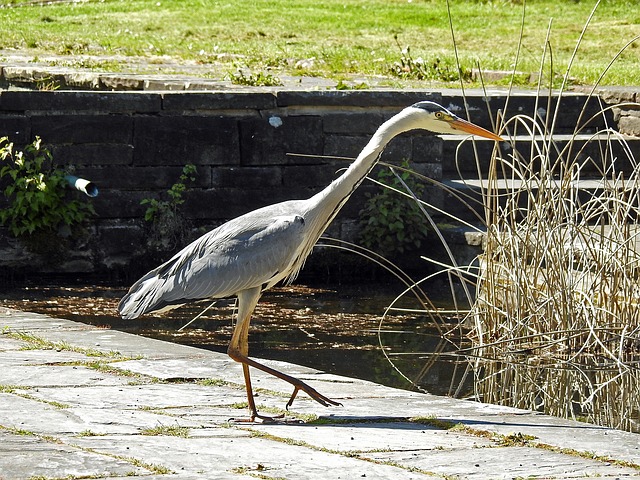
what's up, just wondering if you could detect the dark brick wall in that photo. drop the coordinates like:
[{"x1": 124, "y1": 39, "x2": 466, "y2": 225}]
[
  {"x1": 0, "y1": 90, "x2": 447, "y2": 277},
  {"x1": 0, "y1": 88, "x2": 635, "y2": 280}
]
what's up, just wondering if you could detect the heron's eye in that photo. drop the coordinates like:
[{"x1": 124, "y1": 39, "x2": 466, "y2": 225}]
[{"x1": 435, "y1": 112, "x2": 443, "y2": 119}]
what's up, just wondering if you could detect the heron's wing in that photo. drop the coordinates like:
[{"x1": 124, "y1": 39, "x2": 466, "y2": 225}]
[{"x1": 118, "y1": 211, "x2": 306, "y2": 319}]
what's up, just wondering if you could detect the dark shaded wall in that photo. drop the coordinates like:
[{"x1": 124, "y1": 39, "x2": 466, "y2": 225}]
[
  {"x1": 0, "y1": 90, "x2": 450, "y2": 280},
  {"x1": 0, "y1": 88, "x2": 635, "y2": 282}
]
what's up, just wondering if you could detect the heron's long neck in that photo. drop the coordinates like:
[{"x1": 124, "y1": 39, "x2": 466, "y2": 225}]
[
  {"x1": 306, "y1": 110, "x2": 418, "y2": 229},
  {"x1": 281, "y1": 108, "x2": 421, "y2": 284}
]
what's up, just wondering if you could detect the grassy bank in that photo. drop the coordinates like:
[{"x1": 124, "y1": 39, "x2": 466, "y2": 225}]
[{"x1": 0, "y1": 0, "x2": 638, "y2": 87}]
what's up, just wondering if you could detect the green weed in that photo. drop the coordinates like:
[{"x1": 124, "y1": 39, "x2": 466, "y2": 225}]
[
  {"x1": 359, "y1": 160, "x2": 431, "y2": 256},
  {"x1": 141, "y1": 163, "x2": 197, "y2": 254},
  {"x1": 228, "y1": 67, "x2": 283, "y2": 87},
  {"x1": 0, "y1": 137, "x2": 95, "y2": 255},
  {"x1": 4, "y1": 330, "x2": 122, "y2": 358},
  {"x1": 140, "y1": 423, "x2": 189, "y2": 438},
  {"x1": 0, "y1": 1, "x2": 637, "y2": 86}
]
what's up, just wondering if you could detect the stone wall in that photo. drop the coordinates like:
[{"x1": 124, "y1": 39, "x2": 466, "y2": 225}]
[
  {"x1": 0, "y1": 88, "x2": 637, "y2": 282},
  {"x1": 0, "y1": 90, "x2": 453, "y2": 280},
  {"x1": 596, "y1": 87, "x2": 640, "y2": 136}
]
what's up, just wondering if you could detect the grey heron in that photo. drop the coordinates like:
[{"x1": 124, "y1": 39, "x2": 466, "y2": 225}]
[{"x1": 118, "y1": 101, "x2": 502, "y2": 421}]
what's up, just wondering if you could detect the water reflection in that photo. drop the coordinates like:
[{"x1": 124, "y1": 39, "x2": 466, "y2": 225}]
[{"x1": 1, "y1": 281, "x2": 472, "y2": 396}]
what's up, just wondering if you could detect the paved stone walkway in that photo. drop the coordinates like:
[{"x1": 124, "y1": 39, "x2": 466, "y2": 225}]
[
  {"x1": 1, "y1": 306, "x2": 639, "y2": 479},
  {"x1": 0, "y1": 48, "x2": 346, "y2": 91}
]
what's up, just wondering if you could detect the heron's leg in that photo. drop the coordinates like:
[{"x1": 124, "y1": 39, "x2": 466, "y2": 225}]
[
  {"x1": 227, "y1": 287, "x2": 274, "y2": 422},
  {"x1": 237, "y1": 352, "x2": 342, "y2": 409},
  {"x1": 241, "y1": 363, "x2": 258, "y2": 419},
  {"x1": 228, "y1": 287, "x2": 341, "y2": 419}
]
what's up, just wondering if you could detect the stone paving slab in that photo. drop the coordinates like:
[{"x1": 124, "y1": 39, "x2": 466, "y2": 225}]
[
  {"x1": 0, "y1": 49, "x2": 347, "y2": 92},
  {"x1": 67, "y1": 433, "x2": 431, "y2": 480},
  {"x1": 0, "y1": 348, "x2": 91, "y2": 366},
  {"x1": 29, "y1": 326, "x2": 206, "y2": 359},
  {"x1": 249, "y1": 421, "x2": 495, "y2": 451},
  {"x1": 0, "y1": 393, "x2": 196, "y2": 436},
  {"x1": 1, "y1": 364, "x2": 133, "y2": 388},
  {"x1": 1, "y1": 307, "x2": 640, "y2": 479},
  {"x1": 0, "y1": 430, "x2": 148, "y2": 479},
  {"x1": 0, "y1": 336, "x2": 22, "y2": 351},
  {"x1": 19, "y1": 383, "x2": 248, "y2": 411},
  {"x1": 367, "y1": 447, "x2": 638, "y2": 479}
]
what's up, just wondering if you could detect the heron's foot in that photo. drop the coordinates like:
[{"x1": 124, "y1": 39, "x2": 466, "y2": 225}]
[
  {"x1": 286, "y1": 382, "x2": 342, "y2": 410},
  {"x1": 229, "y1": 411, "x2": 285, "y2": 424},
  {"x1": 230, "y1": 352, "x2": 342, "y2": 411}
]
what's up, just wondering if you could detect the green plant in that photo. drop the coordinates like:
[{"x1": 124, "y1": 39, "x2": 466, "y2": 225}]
[
  {"x1": 335, "y1": 80, "x2": 369, "y2": 90},
  {"x1": 0, "y1": 1, "x2": 638, "y2": 87},
  {"x1": 389, "y1": 36, "x2": 471, "y2": 82},
  {"x1": 140, "y1": 423, "x2": 189, "y2": 438},
  {"x1": 358, "y1": 160, "x2": 430, "y2": 256},
  {"x1": 141, "y1": 163, "x2": 197, "y2": 252},
  {"x1": 227, "y1": 66, "x2": 283, "y2": 87},
  {"x1": 0, "y1": 136, "x2": 95, "y2": 253},
  {"x1": 35, "y1": 75, "x2": 61, "y2": 91}
]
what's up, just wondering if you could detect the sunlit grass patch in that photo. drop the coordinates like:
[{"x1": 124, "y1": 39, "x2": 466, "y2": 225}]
[
  {"x1": 0, "y1": 0, "x2": 637, "y2": 86},
  {"x1": 140, "y1": 423, "x2": 189, "y2": 438},
  {"x1": 368, "y1": 1, "x2": 640, "y2": 432}
]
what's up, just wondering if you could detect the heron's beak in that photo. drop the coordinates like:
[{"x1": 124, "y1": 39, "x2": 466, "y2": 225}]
[{"x1": 450, "y1": 117, "x2": 503, "y2": 142}]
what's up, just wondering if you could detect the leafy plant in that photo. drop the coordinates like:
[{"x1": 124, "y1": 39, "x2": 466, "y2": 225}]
[
  {"x1": 0, "y1": 136, "x2": 95, "y2": 253},
  {"x1": 228, "y1": 66, "x2": 283, "y2": 87},
  {"x1": 359, "y1": 159, "x2": 430, "y2": 256},
  {"x1": 141, "y1": 163, "x2": 197, "y2": 252},
  {"x1": 35, "y1": 75, "x2": 61, "y2": 91},
  {"x1": 140, "y1": 424, "x2": 189, "y2": 438},
  {"x1": 389, "y1": 35, "x2": 471, "y2": 82},
  {"x1": 335, "y1": 80, "x2": 370, "y2": 90}
]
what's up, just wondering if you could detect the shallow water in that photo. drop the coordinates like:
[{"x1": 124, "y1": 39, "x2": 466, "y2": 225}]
[{"x1": 1, "y1": 281, "x2": 472, "y2": 397}]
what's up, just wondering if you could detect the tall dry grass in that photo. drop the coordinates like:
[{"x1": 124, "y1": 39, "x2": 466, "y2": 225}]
[
  {"x1": 470, "y1": 107, "x2": 640, "y2": 431},
  {"x1": 375, "y1": 0, "x2": 640, "y2": 431},
  {"x1": 464, "y1": 1, "x2": 640, "y2": 431}
]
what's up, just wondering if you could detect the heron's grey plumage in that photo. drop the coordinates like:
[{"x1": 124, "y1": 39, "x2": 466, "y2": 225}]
[
  {"x1": 118, "y1": 202, "x2": 307, "y2": 319},
  {"x1": 118, "y1": 101, "x2": 502, "y2": 420},
  {"x1": 119, "y1": 106, "x2": 420, "y2": 319}
]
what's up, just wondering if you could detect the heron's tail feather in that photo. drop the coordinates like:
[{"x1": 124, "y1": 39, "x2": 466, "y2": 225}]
[{"x1": 118, "y1": 268, "x2": 181, "y2": 319}]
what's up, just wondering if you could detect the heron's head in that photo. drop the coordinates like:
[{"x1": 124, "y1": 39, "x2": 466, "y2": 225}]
[{"x1": 408, "y1": 101, "x2": 503, "y2": 141}]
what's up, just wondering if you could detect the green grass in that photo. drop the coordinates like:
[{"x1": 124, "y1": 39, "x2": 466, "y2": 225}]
[
  {"x1": 0, "y1": 0, "x2": 637, "y2": 86},
  {"x1": 140, "y1": 423, "x2": 190, "y2": 438},
  {"x1": 4, "y1": 329, "x2": 122, "y2": 357}
]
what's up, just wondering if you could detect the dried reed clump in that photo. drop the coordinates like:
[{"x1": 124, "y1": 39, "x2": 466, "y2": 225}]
[
  {"x1": 409, "y1": 0, "x2": 640, "y2": 433},
  {"x1": 377, "y1": 99, "x2": 640, "y2": 431},
  {"x1": 467, "y1": 103, "x2": 640, "y2": 431},
  {"x1": 370, "y1": 0, "x2": 640, "y2": 431}
]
